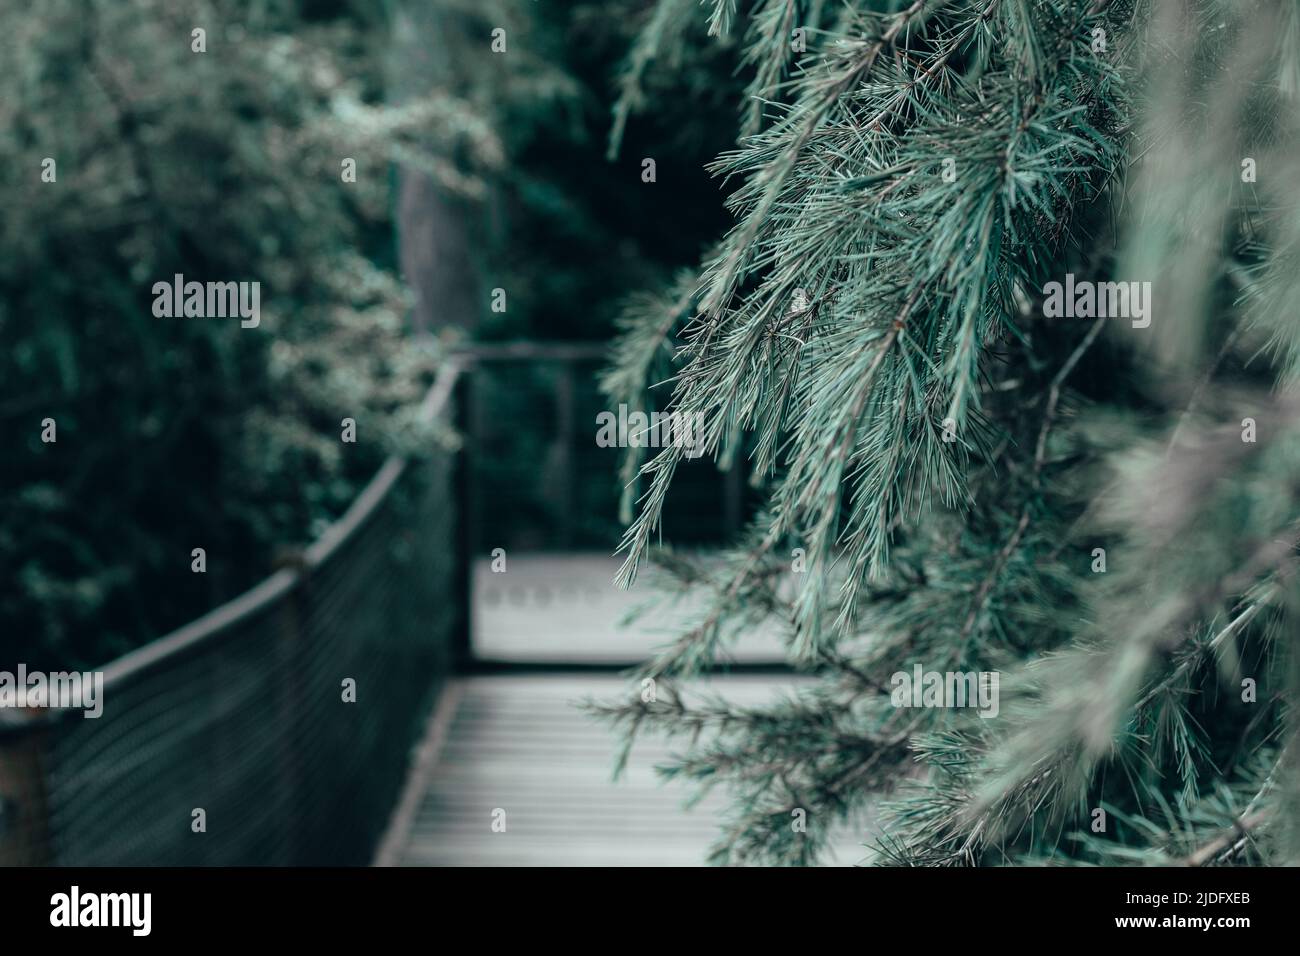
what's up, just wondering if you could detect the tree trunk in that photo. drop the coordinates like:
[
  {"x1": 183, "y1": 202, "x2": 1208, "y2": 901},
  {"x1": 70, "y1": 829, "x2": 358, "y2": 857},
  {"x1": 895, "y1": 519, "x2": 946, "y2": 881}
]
[{"x1": 389, "y1": 1, "x2": 480, "y2": 335}]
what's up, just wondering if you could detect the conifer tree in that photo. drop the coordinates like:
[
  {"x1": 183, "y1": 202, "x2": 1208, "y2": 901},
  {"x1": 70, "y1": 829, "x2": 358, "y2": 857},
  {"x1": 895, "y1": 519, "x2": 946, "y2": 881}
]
[{"x1": 595, "y1": 0, "x2": 1300, "y2": 866}]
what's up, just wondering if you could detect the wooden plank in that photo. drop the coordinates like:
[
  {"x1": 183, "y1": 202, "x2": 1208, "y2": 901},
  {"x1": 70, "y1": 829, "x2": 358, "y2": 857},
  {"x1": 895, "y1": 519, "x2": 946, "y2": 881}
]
[
  {"x1": 390, "y1": 675, "x2": 870, "y2": 867},
  {"x1": 472, "y1": 555, "x2": 789, "y2": 665}
]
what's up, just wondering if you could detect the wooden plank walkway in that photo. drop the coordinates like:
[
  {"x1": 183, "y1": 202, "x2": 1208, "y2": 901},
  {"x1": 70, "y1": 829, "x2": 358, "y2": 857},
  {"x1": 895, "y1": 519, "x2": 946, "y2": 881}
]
[
  {"x1": 472, "y1": 553, "x2": 788, "y2": 665},
  {"x1": 378, "y1": 675, "x2": 871, "y2": 866}
]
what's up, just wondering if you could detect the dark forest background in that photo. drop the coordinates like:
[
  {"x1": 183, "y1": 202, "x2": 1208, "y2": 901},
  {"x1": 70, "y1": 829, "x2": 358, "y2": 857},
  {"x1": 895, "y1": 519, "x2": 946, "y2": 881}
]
[{"x1": 1, "y1": 0, "x2": 738, "y2": 668}]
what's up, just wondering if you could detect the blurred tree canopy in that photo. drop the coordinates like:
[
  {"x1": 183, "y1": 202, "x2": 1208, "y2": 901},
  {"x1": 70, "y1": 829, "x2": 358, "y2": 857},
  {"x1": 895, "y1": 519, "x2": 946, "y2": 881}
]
[
  {"x1": 1, "y1": 0, "x2": 739, "y2": 667},
  {"x1": 411, "y1": 0, "x2": 742, "y2": 342},
  {"x1": 396, "y1": 0, "x2": 746, "y2": 551},
  {"x1": 0, "y1": 0, "x2": 449, "y2": 667}
]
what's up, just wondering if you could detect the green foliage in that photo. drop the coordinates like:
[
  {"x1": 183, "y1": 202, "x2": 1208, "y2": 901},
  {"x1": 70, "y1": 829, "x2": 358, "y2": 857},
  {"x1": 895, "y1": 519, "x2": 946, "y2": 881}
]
[
  {"x1": 595, "y1": 0, "x2": 1300, "y2": 867},
  {"x1": 0, "y1": 0, "x2": 442, "y2": 667},
  {"x1": 439, "y1": 0, "x2": 742, "y2": 342},
  {"x1": 428, "y1": 1, "x2": 746, "y2": 555}
]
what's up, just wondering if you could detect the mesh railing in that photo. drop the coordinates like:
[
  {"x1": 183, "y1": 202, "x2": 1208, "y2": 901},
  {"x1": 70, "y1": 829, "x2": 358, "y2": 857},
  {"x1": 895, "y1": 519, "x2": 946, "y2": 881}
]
[{"x1": 0, "y1": 363, "x2": 461, "y2": 866}]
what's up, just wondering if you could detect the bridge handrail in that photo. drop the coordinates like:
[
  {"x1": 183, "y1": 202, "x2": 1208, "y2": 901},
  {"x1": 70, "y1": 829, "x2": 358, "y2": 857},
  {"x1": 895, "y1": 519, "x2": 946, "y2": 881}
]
[
  {"x1": 89, "y1": 361, "x2": 464, "y2": 696},
  {"x1": 0, "y1": 361, "x2": 464, "y2": 866},
  {"x1": 0, "y1": 343, "x2": 628, "y2": 867}
]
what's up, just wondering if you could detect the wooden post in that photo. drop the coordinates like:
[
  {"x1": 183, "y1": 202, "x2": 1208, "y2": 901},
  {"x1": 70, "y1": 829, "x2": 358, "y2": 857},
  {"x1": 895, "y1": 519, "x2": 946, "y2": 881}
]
[
  {"x1": 724, "y1": 455, "x2": 745, "y2": 539},
  {"x1": 452, "y1": 371, "x2": 476, "y2": 669},
  {"x1": 555, "y1": 362, "x2": 577, "y2": 549},
  {"x1": 271, "y1": 556, "x2": 310, "y2": 865},
  {"x1": 0, "y1": 712, "x2": 53, "y2": 865}
]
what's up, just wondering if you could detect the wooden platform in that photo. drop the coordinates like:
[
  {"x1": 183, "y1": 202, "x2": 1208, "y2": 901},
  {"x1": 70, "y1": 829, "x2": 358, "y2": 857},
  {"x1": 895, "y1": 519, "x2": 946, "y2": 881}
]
[
  {"x1": 472, "y1": 553, "x2": 788, "y2": 665},
  {"x1": 378, "y1": 675, "x2": 871, "y2": 866}
]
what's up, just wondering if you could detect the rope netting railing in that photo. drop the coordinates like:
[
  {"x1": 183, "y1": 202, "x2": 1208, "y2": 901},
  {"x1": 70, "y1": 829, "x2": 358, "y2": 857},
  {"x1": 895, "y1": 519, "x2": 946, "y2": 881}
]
[{"x1": 0, "y1": 363, "x2": 462, "y2": 866}]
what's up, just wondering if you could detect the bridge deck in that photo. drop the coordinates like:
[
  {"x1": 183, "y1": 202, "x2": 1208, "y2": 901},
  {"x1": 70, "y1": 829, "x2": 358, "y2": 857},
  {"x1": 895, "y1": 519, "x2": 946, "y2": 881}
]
[
  {"x1": 374, "y1": 554, "x2": 869, "y2": 866},
  {"x1": 378, "y1": 674, "x2": 871, "y2": 866},
  {"x1": 472, "y1": 553, "x2": 789, "y2": 664}
]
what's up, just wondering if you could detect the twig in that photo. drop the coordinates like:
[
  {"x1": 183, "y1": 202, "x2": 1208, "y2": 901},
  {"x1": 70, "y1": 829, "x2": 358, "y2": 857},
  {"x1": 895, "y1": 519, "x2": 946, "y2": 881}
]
[
  {"x1": 960, "y1": 319, "x2": 1105, "y2": 643},
  {"x1": 1182, "y1": 810, "x2": 1269, "y2": 867}
]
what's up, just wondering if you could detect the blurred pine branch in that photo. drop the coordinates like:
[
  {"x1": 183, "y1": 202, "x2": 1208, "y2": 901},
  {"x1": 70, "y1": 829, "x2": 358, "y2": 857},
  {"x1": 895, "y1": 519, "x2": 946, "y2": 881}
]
[{"x1": 593, "y1": 0, "x2": 1300, "y2": 867}]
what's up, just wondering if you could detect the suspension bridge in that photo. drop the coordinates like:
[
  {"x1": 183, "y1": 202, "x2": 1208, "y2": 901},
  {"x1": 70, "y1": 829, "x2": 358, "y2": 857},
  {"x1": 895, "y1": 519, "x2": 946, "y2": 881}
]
[{"x1": 0, "y1": 346, "x2": 868, "y2": 867}]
